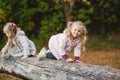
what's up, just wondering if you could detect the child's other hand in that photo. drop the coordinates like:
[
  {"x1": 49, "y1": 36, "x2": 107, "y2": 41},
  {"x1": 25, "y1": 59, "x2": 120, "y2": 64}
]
[
  {"x1": 66, "y1": 58, "x2": 74, "y2": 63},
  {"x1": 21, "y1": 55, "x2": 28, "y2": 60},
  {"x1": 1, "y1": 53, "x2": 6, "y2": 59}
]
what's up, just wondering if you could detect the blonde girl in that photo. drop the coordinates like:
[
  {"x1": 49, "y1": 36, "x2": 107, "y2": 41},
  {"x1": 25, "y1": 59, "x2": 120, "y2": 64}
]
[
  {"x1": 37, "y1": 21, "x2": 87, "y2": 63},
  {"x1": 1, "y1": 22, "x2": 36, "y2": 60}
]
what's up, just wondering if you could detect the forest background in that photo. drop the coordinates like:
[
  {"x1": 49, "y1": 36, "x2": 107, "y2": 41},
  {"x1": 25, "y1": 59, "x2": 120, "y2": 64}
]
[{"x1": 0, "y1": 0, "x2": 120, "y2": 79}]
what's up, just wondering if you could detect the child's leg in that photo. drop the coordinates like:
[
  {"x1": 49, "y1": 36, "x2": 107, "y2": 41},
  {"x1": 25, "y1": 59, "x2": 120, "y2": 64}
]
[{"x1": 46, "y1": 52, "x2": 57, "y2": 60}]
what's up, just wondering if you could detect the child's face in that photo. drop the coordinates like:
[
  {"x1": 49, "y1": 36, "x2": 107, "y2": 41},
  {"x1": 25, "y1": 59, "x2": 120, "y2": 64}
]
[
  {"x1": 4, "y1": 32, "x2": 9, "y2": 37},
  {"x1": 71, "y1": 25, "x2": 81, "y2": 38},
  {"x1": 3, "y1": 27, "x2": 11, "y2": 37},
  {"x1": 4, "y1": 30, "x2": 10, "y2": 37}
]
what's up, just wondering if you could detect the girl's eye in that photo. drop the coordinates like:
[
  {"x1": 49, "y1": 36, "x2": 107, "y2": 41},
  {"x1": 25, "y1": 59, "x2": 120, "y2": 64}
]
[
  {"x1": 74, "y1": 29, "x2": 77, "y2": 31},
  {"x1": 78, "y1": 30, "x2": 81, "y2": 32}
]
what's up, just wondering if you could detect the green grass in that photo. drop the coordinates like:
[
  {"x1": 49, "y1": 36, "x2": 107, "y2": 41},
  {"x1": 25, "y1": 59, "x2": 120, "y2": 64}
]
[
  {"x1": 86, "y1": 35, "x2": 120, "y2": 50},
  {"x1": 0, "y1": 73, "x2": 22, "y2": 80}
]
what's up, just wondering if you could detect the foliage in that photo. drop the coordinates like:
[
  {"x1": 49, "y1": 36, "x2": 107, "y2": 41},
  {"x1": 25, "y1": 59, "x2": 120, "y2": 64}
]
[
  {"x1": 87, "y1": 35, "x2": 120, "y2": 50},
  {"x1": 0, "y1": 0, "x2": 120, "y2": 51},
  {"x1": 88, "y1": 0, "x2": 120, "y2": 35}
]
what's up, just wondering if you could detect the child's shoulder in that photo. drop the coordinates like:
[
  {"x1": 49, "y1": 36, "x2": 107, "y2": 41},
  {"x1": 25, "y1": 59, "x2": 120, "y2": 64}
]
[
  {"x1": 52, "y1": 33, "x2": 67, "y2": 40},
  {"x1": 57, "y1": 33, "x2": 66, "y2": 37},
  {"x1": 16, "y1": 28, "x2": 25, "y2": 37}
]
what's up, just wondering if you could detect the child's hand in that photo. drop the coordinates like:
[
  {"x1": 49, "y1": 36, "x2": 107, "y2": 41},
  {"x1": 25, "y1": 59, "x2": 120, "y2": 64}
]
[
  {"x1": 21, "y1": 55, "x2": 28, "y2": 60},
  {"x1": 66, "y1": 58, "x2": 74, "y2": 63},
  {"x1": 75, "y1": 60, "x2": 83, "y2": 63},
  {"x1": 1, "y1": 53, "x2": 6, "y2": 59}
]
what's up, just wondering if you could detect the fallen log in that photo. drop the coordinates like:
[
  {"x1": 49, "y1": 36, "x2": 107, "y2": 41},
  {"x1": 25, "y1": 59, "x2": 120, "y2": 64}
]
[{"x1": 0, "y1": 56, "x2": 120, "y2": 80}]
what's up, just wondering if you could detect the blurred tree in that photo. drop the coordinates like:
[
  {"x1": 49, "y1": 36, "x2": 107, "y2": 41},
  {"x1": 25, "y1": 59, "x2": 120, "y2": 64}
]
[{"x1": 88, "y1": 0, "x2": 120, "y2": 35}]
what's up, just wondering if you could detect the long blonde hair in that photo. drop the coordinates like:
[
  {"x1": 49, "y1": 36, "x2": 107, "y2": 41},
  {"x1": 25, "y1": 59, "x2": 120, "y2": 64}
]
[
  {"x1": 64, "y1": 21, "x2": 87, "y2": 51},
  {"x1": 3, "y1": 22, "x2": 17, "y2": 53}
]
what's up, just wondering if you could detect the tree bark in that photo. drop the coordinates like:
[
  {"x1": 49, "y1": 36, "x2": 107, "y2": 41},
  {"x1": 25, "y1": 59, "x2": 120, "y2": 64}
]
[
  {"x1": 0, "y1": 56, "x2": 120, "y2": 80},
  {"x1": 64, "y1": 0, "x2": 75, "y2": 22}
]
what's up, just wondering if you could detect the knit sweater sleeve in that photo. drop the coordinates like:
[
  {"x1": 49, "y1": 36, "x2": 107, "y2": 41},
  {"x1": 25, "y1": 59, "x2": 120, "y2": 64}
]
[
  {"x1": 18, "y1": 36, "x2": 30, "y2": 56},
  {"x1": 74, "y1": 41, "x2": 81, "y2": 57},
  {"x1": 58, "y1": 34, "x2": 68, "y2": 59}
]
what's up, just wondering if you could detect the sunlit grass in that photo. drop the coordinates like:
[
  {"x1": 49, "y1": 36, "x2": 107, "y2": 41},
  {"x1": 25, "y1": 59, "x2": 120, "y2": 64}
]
[{"x1": 0, "y1": 73, "x2": 21, "y2": 80}]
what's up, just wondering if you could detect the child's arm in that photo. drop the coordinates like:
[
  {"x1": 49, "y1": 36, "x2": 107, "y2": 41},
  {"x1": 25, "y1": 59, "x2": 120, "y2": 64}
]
[
  {"x1": 18, "y1": 36, "x2": 30, "y2": 59},
  {"x1": 74, "y1": 42, "x2": 81, "y2": 62},
  {"x1": 59, "y1": 47, "x2": 74, "y2": 62},
  {"x1": 61, "y1": 54, "x2": 74, "y2": 63},
  {"x1": 57, "y1": 34, "x2": 74, "y2": 62},
  {"x1": 1, "y1": 42, "x2": 9, "y2": 58},
  {"x1": 0, "y1": 51, "x2": 5, "y2": 58},
  {"x1": 62, "y1": 54, "x2": 68, "y2": 60},
  {"x1": 21, "y1": 55, "x2": 28, "y2": 60},
  {"x1": 1, "y1": 42, "x2": 8, "y2": 55}
]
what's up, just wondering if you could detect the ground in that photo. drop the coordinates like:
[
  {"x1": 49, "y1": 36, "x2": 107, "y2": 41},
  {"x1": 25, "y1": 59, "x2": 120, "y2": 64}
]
[{"x1": 81, "y1": 49, "x2": 120, "y2": 69}]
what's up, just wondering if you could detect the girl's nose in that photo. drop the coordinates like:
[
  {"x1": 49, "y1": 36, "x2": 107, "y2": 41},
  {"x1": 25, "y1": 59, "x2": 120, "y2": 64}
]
[{"x1": 76, "y1": 30, "x2": 78, "y2": 33}]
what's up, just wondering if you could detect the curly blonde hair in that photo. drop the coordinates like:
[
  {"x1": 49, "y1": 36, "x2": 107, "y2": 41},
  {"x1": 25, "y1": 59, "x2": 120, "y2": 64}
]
[
  {"x1": 3, "y1": 22, "x2": 17, "y2": 53},
  {"x1": 64, "y1": 21, "x2": 87, "y2": 52}
]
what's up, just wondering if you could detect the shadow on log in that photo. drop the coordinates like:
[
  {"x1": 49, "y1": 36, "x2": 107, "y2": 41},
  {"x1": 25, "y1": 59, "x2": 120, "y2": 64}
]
[{"x1": 0, "y1": 56, "x2": 120, "y2": 80}]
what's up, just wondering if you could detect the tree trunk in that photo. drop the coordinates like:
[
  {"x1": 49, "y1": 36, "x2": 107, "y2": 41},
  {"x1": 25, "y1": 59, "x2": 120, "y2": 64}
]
[
  {"x1": 64, "y1": 0, "x2": 75, "y2": 22},
  {"x1": 0, "y1": 56, "x2": 120, "y2": 80}
]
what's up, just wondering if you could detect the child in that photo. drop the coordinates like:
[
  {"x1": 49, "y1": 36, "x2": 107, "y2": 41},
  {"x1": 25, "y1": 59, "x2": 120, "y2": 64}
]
[
  {"x1": 37, "y1": 21, "x2": 87, "y2": 63},
  {"x1": 1, "y1": 22, "x2": 36, "y2": 60}
]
